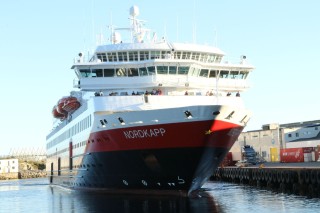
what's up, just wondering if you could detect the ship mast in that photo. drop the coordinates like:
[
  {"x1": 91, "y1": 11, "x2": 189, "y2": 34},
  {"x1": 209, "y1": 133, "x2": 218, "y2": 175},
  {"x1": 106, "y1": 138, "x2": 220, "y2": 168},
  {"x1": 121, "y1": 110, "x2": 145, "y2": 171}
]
[{"x1": 111, "y1": 6, "x2": 151, "y2": 44}]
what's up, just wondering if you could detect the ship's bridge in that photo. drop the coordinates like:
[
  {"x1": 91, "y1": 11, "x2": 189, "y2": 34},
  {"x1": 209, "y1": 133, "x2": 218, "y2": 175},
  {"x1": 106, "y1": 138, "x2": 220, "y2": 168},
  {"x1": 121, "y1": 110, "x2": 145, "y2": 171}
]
[
  {"x1": 92, "y1": 42, "x2": 225, "y2": 63},
  {"x1": 71, "y1": 43, "x2": 253, "y2": 93},
  {"x1": 69, "y1": 4, "x2": 254, "y2": 93}
]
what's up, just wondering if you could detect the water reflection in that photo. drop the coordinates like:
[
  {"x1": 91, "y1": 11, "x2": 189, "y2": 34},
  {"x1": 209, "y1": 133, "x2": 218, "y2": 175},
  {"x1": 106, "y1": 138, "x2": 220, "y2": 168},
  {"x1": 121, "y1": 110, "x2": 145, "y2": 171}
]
[
  {"x1": 205, "y1": 182, "x2": 320, "y2": 213},
  {"x1": 48, "y1": 186, "x2": 223, "y2": 213},
  {"x1": 2, "y1": 179, "x2": 320, "y2": 213}
]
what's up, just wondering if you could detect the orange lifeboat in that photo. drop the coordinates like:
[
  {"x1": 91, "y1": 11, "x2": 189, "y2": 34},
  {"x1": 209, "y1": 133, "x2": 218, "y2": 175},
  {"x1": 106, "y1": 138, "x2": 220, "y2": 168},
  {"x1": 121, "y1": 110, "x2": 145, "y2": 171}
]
[
  {"x1": 52, "y1": 106, "x2": 66, "y2": 120},
  {"x1": 52, "y1": 96, "x2": 80, "y2": 120},
  {"x1": 57, "y1": 97, "x2": 69, "y2": 114},
  {"x1": 62, "y1": 97, "x2": 81, "y2": 112}
]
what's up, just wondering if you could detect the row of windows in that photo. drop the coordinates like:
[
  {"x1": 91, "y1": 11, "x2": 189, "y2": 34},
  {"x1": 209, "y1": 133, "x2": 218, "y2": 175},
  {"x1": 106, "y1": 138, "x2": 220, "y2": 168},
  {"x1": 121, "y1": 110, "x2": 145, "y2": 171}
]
[
  {"x1": 47, "y1": 115, "x2": 92, "y2": 149},
  {"x1": 47, "y1": 140, "x2": 87, "y2": 158},
  {"x1": 287, "y1": 127, "x2": 319, "y2": 138},
  {"x1": 0, "y1": 160, "x2": 16, "y2": 165},
  {"x1": 79, "y1": 66, "x2": 249, "y2": 79},
  {"x1": 95, "y1": 51, "x2": 222, "y2": 63},
  {"x1": 48, "y1": 137, "x2": 108, "y2": 158},
  {"x1": 0, "y1": 166, "x2": 16, "y2": 170}
]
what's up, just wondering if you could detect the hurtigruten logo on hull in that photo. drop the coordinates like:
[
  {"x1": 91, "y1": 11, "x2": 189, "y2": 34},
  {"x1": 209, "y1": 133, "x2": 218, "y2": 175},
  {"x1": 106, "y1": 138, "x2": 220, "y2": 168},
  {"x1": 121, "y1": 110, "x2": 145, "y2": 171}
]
[{"x1": 123, "y1": 128, "x2": 166, "y2": 139}]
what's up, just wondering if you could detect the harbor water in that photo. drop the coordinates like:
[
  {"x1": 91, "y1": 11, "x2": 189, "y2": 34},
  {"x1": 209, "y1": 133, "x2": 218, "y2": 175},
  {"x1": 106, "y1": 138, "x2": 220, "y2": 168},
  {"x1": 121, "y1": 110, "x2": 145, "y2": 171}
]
[{"x1": 0, "y1": 178, "x2": 319, "y2": 213}]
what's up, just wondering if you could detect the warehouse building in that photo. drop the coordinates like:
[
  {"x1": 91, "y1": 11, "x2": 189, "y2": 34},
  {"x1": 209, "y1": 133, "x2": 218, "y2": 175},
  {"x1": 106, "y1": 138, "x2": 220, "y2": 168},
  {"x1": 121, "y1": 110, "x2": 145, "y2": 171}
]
[
  {"x1": 230, "y1": 120, "x2": 320, "y2": 163},
  {"x1": 0, "y1": 158, "x2": 19, "y2": 174}
]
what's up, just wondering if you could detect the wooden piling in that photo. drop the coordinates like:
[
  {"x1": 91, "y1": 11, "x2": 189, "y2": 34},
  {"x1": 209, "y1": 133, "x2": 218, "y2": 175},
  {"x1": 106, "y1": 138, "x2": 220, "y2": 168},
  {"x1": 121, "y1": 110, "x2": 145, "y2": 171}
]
[{"x1": 211, "y1": 165, "x2": 320, "y2": 198}]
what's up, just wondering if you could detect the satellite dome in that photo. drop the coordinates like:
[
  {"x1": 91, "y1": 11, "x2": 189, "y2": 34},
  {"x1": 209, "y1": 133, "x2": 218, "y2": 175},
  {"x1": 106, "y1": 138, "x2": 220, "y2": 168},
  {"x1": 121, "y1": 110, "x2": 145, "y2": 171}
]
[{"x1": 130, "y1": 5, "x2": 139, "y2": 17}]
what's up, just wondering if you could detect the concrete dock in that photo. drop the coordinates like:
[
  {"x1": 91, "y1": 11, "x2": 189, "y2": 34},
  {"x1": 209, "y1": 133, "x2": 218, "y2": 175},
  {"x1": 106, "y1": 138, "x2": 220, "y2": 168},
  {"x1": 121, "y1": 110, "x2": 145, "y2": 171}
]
[{"x1": 211, "y1": 162, "x2": 320, "y2": 198}]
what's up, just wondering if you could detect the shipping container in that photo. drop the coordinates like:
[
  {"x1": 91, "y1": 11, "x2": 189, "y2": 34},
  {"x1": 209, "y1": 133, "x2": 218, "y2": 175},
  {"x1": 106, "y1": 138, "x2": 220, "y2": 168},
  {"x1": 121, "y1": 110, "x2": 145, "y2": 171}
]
[
  {"x1": 302, "y1": 147, "x2": 315, "y2": 162},
  {"x1": 304, "y1": 153, "x2": 312, "y2": 162},
  {"x1": 280, "y1": 148, "x2": 304, "y2": 163},
  {"x1": 302, "y1": 147, "x2": 315, "y2": 153},
  {"x1": 280, "y1": 147, "x2": 317, "y2": 163},
  {"x1": 312, "y1": 151, "x2": 316, "y2": 161},
  {"x1": 315, "y1": 145, "x2": 320, "y2": 161},
  {"x1": 315, "y1": 151, "x2": 319, "y2": 161}
]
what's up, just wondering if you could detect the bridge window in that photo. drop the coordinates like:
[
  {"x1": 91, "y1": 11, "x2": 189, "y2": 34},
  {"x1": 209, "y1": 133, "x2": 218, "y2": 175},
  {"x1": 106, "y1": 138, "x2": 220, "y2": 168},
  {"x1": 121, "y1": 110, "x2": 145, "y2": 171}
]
[
  {"x1": 207, "y1": 55, "x2": 215, "y2": 63},
  {"x1": 118, "y1": 52, "x2": 128, "y2": 62},
  {"x1": 189, "y1": 67, "x2": 200, "y2": 76},
  {"x1": 161, "y1": 51, "x2": 171, "y2": 59},
  {"x1": 147, "y1": 66, "x2": 156, "y2": 75},
  {"x1": 216, "y1": 55, "x2": 222, "y2": 63},
  {"x1": 169, "y1": 66, "x2": 177, "y2": 74},
  {"x1": 198, "y1": 53, "x2": 204, "y2": 62},
  {"x1": 191, "y1": 52, "x2": 200, "y2": 61},
  {"x1": 230, "y1": 71, "x2": 239, "y2": 79},
  {"x1": 181, "y1": 52, "x2": 190, "y2": 59},
  {"x1": 139, "y1": 51, "x2": 149, "y2": 60},
  {"x1": 174, "y1": 51, "x2": 182, "y2": 59},
  {"x1": 91, "y1": 69, "x2": 103, "y2": 77},
  {"x1": 239, "y1": 71, "x2": 249, "y2": 79},
  {"x1": 157, "y1": 66, "x2": 168, "y2": 74},
  {"x1": 104, "y1": 69, "x2": 115, "y2": 77},
  {"x1": 80, "y1": 69, "x2": 91, "y2": 77},
  {"x1": 178, "y1": 66, "x2": 189, "y2": 75},
  {"x1": 96, "y1": 53, "x2": 107, "y2": 62},
  {"x1": 139, "y1": 67, "x2": 148, "y2": 76},
  {"x1": 150, "y1": 51, "x2": 160, "y2": 59},
  {"x1": 200, "y1": 54, "x2": 209, "y2": 62},
  {"x1": 107, "y1": 52, "x2": 117, "y2": 62},
  {"x1": 219, "y1": 70, "x2": 229, "y2": 78},
  {"x1": 200, "y1": 69, "x2": 209, "y2": 77},
  {"x1": 209, "y1": 70, "x2": 217, "y2": 78},
  {"x1": 128, "y1": 51, "x2": 138, "y2": 61},
  {"x1": 128, "y1": 68, "x2": 139, "y2": 76},
  {"x1": 116, "y1": 68, "x2": 126, "y2": 76}
]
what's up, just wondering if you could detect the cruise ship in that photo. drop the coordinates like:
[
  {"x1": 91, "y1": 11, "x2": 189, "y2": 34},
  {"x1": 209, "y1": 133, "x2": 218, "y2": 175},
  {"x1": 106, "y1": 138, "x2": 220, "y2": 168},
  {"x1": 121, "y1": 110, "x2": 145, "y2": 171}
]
[{"x1": 46, "y1": 6, "x2": 254, "y2": 195}]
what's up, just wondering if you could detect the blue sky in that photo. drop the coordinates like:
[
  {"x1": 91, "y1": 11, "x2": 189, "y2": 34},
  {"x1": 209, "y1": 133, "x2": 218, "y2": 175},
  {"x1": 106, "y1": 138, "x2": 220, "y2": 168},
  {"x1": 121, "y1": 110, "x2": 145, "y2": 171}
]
[{"x1": 1, "y1": 0, "x2": 319, "y2": 155}]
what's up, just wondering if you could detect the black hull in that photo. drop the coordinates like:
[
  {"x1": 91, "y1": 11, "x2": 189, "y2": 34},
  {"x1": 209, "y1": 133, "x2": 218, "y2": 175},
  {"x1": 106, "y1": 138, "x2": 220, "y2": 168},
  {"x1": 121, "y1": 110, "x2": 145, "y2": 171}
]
[{"x1": 49, "y1": 147, "x2": 228, "y2": 195}]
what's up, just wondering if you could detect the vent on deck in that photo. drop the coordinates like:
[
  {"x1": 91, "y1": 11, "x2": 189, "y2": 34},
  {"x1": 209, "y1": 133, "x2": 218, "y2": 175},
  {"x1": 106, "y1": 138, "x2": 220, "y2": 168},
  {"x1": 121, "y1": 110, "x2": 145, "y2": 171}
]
[
  {"x1": 184, "y1": 110, "x2": 193, "y2": 119},
  {"x1": 212, "y1": 111, "x2": 220, "y2": 116},
  {"x1": 118, "y1": 117, "x2": 125, "y2": 125}
]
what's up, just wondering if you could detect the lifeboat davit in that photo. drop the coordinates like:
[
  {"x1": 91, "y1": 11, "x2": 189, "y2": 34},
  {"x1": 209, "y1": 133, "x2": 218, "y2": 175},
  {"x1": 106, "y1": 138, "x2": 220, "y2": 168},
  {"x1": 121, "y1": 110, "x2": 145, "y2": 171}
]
[
  {"x1": 62, "y1": 97, "x2": 81, "y2": 112},
  {"x1": 52, "y1": 106, "x2": 66, "y2": 120}
]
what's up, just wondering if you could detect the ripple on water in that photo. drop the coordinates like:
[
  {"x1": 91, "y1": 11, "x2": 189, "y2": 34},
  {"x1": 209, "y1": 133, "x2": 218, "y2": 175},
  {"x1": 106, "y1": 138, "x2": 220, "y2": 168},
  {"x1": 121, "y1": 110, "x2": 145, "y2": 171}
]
[{"x1": 0, "y1": 179, "x2": 319, "y2": 213}]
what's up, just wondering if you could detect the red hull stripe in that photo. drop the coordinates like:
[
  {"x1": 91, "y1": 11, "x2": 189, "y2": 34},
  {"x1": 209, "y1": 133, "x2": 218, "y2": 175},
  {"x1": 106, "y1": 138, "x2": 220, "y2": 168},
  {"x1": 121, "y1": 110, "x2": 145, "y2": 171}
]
[{"x1": 85, "y1": 120, "x2": 243, "y2": 153}]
